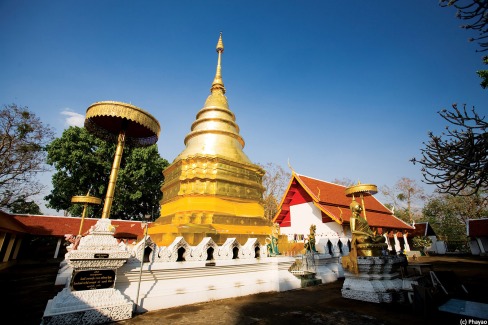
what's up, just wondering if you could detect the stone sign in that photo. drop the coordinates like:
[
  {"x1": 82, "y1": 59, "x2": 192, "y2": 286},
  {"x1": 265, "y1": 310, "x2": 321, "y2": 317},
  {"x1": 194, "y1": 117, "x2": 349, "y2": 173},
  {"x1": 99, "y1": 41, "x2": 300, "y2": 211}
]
[{"x1": 71, "y1": 269, "x2": 115, "y2": 291}]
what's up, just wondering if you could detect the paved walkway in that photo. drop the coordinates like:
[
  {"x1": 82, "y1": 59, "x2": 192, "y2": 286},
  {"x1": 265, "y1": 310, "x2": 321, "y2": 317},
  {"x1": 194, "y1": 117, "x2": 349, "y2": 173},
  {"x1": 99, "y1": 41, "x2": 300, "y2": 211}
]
[
  {"x1": 0, "y1": 259, "x2": 61, "y2": 325},
  {"x1": 2, "y1": 256, "x2": 487, "y2": 324}
]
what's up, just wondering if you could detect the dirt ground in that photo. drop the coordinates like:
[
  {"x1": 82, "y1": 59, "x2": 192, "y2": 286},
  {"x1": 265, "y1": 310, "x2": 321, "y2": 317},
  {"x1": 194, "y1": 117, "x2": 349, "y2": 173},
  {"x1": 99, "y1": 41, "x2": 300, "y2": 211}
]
[
  {"x1": 1, "y1": 255, "x2": 487, "y2": 325},
  {"x1": 118, "y1": 255, "x2": 488, "y2": 325}
]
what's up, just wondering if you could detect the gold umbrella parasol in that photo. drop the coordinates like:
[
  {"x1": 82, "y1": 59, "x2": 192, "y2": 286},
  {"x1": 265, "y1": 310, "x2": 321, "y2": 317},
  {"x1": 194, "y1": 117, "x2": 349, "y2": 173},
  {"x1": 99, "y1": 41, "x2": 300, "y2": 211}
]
[
  {"x1": 84, "y1": 101, "x2": 161, "y2": 219},
  {"x1": 344, "y1": 181, "x2": 378, "y2": 221},
  {"x1": 71, "y1": 193, "x2": 102, "y2": 235}
]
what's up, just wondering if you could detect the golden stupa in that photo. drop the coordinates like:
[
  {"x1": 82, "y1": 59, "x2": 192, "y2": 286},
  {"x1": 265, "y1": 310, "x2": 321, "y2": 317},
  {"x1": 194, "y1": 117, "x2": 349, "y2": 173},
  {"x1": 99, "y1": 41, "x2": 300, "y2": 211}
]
[{"x1": 149, "y1": 33, "x2": 275, "y2": 246}]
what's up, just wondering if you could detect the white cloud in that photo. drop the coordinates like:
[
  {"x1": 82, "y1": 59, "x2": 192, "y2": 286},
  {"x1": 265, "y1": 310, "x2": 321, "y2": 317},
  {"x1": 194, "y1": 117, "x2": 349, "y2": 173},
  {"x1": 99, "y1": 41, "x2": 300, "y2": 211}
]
[{"x1": 61, "y1": 110, "x2": 84, "y2": 127}]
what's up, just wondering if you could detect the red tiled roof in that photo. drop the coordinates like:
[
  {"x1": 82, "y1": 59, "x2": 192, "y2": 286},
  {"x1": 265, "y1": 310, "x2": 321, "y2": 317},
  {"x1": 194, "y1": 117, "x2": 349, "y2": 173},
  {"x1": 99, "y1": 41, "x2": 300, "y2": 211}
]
[
  {"x1": 315, "y1": 203, "x2": 411, "y2": 229},
  {"x1": 468, "y1": 218, "x2": 488, "y2": 237},
  {"x1": 408, "y1": 222, "x2": 437, "y2": 237},
  {"x1": 0, "y1": 210, "x2": 28, "y2": 233},
  {"x1": 7, "y1": 213, "x2": 145, "y2": 238},
  {"x1": 298, "y1": 174, "x2": 391, "y2": 214},
  {"x1": 409, "y1": 222, "x2": 427, "y2": 237},
  {"x1": 274, "y1": 172, "x2": 414, "y2": 231}
]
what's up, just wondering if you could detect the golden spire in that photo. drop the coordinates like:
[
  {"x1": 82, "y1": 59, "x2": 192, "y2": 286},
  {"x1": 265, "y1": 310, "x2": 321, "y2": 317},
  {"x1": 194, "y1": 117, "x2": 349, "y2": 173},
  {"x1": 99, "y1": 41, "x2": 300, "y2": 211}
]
[
  {"x1": 211, "y1": 32, "x2": 225, "y2": 93},
  {"x1": 150, "y1": 33, "x2": 272, "y2": 247},
  {"x1": 175, "y1": 32, "x2": 251, "y2": 164}
]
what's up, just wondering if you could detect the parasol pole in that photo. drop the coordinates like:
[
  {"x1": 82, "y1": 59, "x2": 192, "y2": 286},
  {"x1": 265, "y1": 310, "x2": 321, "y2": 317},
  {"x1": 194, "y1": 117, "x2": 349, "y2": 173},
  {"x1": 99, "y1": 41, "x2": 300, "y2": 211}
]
[
  {"x1": 78, "y1": 202, "x2": 89, "y2": 236},
  {"x1": 101, "y1": 127, "x2": 126, "y2": 219},
  {"x1": 77, "y1": 189, "x2": 91, "y2": 235},
  {"x1": 360, "y1": 193, "x2": 367, "y2": 221}
]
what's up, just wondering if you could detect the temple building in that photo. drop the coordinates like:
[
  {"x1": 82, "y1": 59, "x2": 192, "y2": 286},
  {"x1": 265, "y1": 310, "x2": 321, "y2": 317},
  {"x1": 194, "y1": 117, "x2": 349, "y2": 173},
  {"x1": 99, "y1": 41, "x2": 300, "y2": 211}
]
[
  {"x1": 467, "y1": 218, "x2": 488, "y2": 256},
  {"x1": 0, "y1": 210, "x2": 144, "y2": 265},
  {"x1": 273, "y1": 172, "x2": 414, "y2": 255},
  {"x1": 148, "y1": 34, "x2": 275, "y2": 246}
]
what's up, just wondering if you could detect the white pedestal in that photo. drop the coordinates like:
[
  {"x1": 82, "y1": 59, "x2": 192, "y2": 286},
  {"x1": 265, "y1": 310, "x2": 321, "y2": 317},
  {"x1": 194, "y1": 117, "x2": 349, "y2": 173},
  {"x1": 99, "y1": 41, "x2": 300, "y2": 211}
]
[
  {"x1": 341, "y1": 256, "x2": 406, "y2": 303},
  {"x1": 42, "y1": 288, "x2": 132, "y2": 324},
  {"x1": 42, "y1": 219, "x2": 132, "y2": 324}
]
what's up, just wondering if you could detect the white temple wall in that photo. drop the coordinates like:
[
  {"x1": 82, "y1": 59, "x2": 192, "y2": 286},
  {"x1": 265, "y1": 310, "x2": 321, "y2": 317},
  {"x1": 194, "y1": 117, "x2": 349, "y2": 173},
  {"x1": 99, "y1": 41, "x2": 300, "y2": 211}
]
[
  {"x1": 434, "y1": 240, "x2": 447, "y2": 255},
  {"x1": 282, "y1": 203, "x2": 344, "y2": 239},
  {"x1": 423, "y1": 235, "x2": 446, "y2": 255},
  {"x1": 469, "y1": 239, "x2": 482, "y2": 255},
  {"x1": 479, "y1": 237, "x2": 488, "y2": 253},
  {"x1": 280, "y1": 202, "x2": 346, "y2": 255},
  {"x1": 280, "y1": 202, "x2": 321, "y2": 236},
  {"x1": 52, "y1": 234, "x2": 344, "y2": 314},
  {"x1": 469, "y1": 237, "x2": 488, "y2": 255},
  {"x1": 116, "y1": 257, "x2": 301, "y2": 312}
]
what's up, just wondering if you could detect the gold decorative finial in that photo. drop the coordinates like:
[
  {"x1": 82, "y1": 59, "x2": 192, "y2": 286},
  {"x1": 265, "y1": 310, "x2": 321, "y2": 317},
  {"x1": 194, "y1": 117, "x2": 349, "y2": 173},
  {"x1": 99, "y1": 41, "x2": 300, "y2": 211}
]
[
  {"x1": 216, "y1": 31, "x2": 224, "y2": 52},
  {"x1": 211, "y1": 32, "x2": 225, "y2": 93},
  {"x1": 287, "y1": 158, "x2": 295, "y2": 172}
]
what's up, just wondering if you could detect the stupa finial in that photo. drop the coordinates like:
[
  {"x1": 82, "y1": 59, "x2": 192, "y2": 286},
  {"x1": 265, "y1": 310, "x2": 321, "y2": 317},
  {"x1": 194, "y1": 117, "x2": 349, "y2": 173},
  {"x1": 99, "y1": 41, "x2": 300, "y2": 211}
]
[{"x1": 211, "y1": 32, "x2": 225, "y2": 93}]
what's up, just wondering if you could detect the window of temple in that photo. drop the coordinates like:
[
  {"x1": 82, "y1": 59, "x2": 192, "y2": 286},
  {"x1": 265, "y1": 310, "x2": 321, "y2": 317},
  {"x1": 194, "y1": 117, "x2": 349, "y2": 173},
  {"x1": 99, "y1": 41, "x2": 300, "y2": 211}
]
[
  {"x1": 177, "y1": 247, "x2": 186, "y2": 262},
  {"x1": 232, "y1": 247, "x2": 239, "y2": 259},
  {"x1": 327, "y1": 240, "x2": 333, "y2": 255},
  {"x1": 206, "y1": 247, "x2": 214, "y2": 261},
  {"x1": 143, "y1": 246, "x2": 152, "y2": 263}
]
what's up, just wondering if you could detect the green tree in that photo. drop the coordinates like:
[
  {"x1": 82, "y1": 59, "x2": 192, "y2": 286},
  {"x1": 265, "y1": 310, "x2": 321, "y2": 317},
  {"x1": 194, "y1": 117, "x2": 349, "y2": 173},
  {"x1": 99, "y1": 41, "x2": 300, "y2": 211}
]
[
  {"x1": 0, "y1": 104, "x2": 54, "y2": 210},
  {"x1": 412, "y1": 104, "x2": 487, "y2": 196},
  {"x1": 478, "y1": 56, "x2": 488, "y2": 88},
  {"x1": 412, "y1": 236, "x2": 432, "y2": 254},
  {"x1": 381, "y1": 177, "x2": 426, "y2": 223},
  {"x1": 45, "y1": 126, "x2": 169, "y2": 220},
  {"x1": 421, "y1": 191, "x2": 488, "y2": 242},
  {"x1": 7, "y1": 196, "x2": 42, "y2": 215},
  {"x1": 440, "y1": 0, "x2": 488, "y2": 87}
]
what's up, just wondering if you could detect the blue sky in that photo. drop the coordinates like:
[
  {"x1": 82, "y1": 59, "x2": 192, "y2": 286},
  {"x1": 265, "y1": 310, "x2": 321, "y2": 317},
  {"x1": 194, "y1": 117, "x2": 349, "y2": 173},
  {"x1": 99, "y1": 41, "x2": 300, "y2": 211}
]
[{"x1": 1, "y1": 1, "x2": 487, "y2": 214}]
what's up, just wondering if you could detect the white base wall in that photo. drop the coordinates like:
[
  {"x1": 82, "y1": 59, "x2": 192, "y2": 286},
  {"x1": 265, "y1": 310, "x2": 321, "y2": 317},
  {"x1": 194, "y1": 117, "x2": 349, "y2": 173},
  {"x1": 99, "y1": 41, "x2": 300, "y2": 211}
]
[
  {"x1": 116, "y1": 256, "x2": 302, "y2": 312},
  {"x1": 50, "y1": 234, "x2": 346, "y2": 314},
  {"x1": 53, "y1": 255, "x2": 344, "y2": 313},
  {"x1": 470, "y1": 239, "x2": 481, "y2": 255}
]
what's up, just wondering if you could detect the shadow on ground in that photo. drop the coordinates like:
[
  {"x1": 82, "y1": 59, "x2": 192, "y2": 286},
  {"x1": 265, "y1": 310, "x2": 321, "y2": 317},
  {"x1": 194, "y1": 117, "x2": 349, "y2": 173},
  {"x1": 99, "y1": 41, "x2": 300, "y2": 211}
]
[
  {"x1": 2, "y1": 256, "x2": 487, "y2": 325},
  {"x1": 0, "y1": 259, "x2": 63, "y2": 325},
  {"x1": 118, "y1": 256, "x2": 488, "y2": 325}
]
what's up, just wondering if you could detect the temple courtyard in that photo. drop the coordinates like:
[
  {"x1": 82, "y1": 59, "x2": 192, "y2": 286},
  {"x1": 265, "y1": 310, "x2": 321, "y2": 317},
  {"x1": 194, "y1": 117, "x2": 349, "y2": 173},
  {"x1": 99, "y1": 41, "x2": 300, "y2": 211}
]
[{"x1": 0, "y1": 255, "x2": 486, "y2": 325}]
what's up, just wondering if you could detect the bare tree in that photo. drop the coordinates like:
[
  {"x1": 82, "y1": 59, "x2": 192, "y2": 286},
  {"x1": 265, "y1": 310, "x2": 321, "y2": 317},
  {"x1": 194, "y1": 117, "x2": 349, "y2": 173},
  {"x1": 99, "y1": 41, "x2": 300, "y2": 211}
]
[
  {"x1": 331, "y1": 177, "x2": 355, "y2": 187},
  {"x1": 0, "y1": 104, "x2": 54, "y2": 210},
  {"x1": 381, "y1": 177, "x2": 426, "y2": 222},
  {"x1": 411, "y1": 104, "x2": 487, "y2": 196},
  {"x1": 440, "y1": 0, "x2": 488, "y2": 51},
  {"x1": 440, "y1": 0, "x2": 488, "y2": 87},
  {"x1": 259, "y1": 162, "x2": 291, "y2": 221}
]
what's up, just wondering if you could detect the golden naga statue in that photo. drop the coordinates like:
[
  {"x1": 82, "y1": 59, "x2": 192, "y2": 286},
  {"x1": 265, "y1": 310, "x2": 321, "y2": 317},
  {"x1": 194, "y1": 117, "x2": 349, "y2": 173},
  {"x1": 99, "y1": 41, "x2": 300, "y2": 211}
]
[
  {"x1": 266, "y1": 223, "x2": 281, "y2": 256},
  {"x1": 304, "y1": 224, "x2": 318, "y2": 253},
  {"x1": 341, "y1": 182, "x2": 388, "y2": 274}
]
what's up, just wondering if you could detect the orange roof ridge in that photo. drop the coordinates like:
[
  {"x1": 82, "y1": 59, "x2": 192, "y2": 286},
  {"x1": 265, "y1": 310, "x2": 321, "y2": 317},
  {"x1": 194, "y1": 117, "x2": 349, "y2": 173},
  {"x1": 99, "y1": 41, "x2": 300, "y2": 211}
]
[
  {"x1": 295, "y1": 173, "x2": 347, "y2": 188},
  {"x1": 391, "y1": 215, "x2": 416, "y2": 229},
  {"x1": 13, "y1": 214, "x2": 148, "y2": 223}
]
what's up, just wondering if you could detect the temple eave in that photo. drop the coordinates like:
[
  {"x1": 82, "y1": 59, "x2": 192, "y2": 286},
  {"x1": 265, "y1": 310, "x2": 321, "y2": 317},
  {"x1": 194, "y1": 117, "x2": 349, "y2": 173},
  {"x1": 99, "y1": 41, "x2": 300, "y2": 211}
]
[{"x1": 148, "y1": 223, "x2": 273, "y2": 246}]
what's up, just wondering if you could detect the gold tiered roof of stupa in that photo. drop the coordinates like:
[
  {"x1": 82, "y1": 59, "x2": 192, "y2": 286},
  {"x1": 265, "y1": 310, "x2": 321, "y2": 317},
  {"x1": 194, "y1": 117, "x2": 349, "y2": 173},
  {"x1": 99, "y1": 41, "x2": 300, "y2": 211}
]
[{"x1": 149, "y1": 33, "x2": 275, "y2": 246}]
